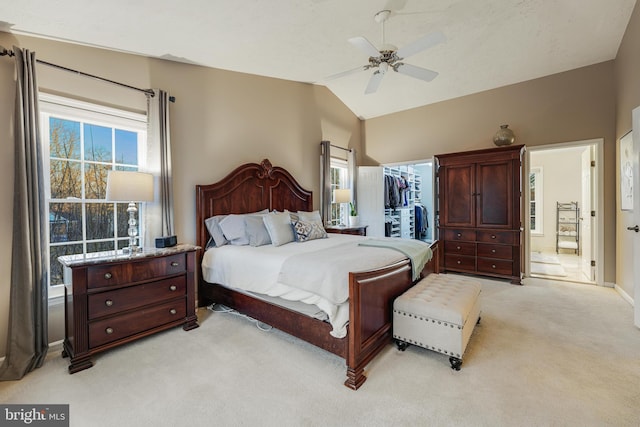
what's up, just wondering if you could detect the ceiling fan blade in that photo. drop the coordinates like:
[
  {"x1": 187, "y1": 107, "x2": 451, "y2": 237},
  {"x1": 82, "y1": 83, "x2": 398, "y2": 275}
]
[
  {"x1": 324, "y1": 65, "x2": 367, "y2": 81},
  {"x1": 396, "y1": 31, "x2": 446, "y2": 59},
  {"x1": 364, "y1": 70, "x2": 385, "y2": 94},
  {"x1": 395, "y1": 63, "x2": 439, "y2": 82},
  {"x1": 348, "y1": 36, "x2": 381, "y2": 58}
]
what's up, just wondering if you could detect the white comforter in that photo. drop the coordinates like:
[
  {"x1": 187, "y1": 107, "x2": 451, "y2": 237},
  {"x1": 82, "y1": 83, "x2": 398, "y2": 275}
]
[{"x1": 201, "y1": 234, "x2": 408, "y2": 338}]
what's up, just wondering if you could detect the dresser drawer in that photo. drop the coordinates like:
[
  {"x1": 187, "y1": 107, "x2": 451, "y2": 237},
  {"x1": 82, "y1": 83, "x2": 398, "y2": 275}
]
[
  {"x1": 477, "y1": 258, "x2": 513, "y2": 275},
  {"x1": 443, "y1": 229, "x2": 476, "y2": 242},
  {"x1": 444, "y1": 240, "x2": 476, "y2": 256},
  {"x1": 87, "y1": 264, "x2": 126, "y2": 288},
  {"x1": 476, "y1": 230, "x2": 514, "y2": 244},
  {"x1": 88, "y1": 276, "x2": 187, "y2": 320},
  {"x1": 88, "y1": 298, "x2": 187, "y2": 348},
  {"x1": 444, "y1": 254, "x2": 476, "y2": 271},
  {"x1": 130, "y1": 253, "x2": 186, "y2": 282},
  {"x1": 477, "y1": 243, "x2": 513, "y2": 260}
]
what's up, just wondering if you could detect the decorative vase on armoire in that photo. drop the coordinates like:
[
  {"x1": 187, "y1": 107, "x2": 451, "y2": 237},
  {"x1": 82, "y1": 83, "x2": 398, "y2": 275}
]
[{"x1": 493, "y1": 124, "x2": 516, "y2": 146}]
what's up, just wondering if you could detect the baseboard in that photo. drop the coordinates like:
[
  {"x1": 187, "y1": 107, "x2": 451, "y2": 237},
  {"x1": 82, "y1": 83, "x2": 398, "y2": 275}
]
[{"x1": 614, "y1": 284, "x2": 634, "y2": 307}]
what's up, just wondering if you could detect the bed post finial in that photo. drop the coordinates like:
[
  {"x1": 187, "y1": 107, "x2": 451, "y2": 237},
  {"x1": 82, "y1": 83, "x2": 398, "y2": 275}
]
[{"x1": 258, "y1": 159, "x2": 274, "y2": 179}]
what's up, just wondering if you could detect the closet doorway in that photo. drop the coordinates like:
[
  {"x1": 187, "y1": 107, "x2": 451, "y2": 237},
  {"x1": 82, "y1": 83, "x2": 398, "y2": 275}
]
[
  {"x1": 525, "y1": 140, "x2": 603, "y2": 285},
  {"x1": 381, "y1": 159, "x2": 435, "y2": 242}
]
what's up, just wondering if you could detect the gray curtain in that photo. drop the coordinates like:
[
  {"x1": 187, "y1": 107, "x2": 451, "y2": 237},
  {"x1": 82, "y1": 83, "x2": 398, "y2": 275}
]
[
  {"x1": 145, "y1": 89, "x2": 174, "y2": 246},
  {"x1": 320, "y1": 141, "x2": 332, "y2": 226},
  {"x1": 0, "y1": 47, "x2": 48, "y2": 380},
  {"x1": 347, "y1": 148, "x2": 357, "y2": 210}
]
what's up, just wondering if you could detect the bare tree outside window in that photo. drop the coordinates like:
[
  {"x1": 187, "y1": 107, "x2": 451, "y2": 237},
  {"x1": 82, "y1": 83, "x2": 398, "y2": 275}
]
[{"x1": 44, "y1": 110, "x2": 145, "y2": 287}]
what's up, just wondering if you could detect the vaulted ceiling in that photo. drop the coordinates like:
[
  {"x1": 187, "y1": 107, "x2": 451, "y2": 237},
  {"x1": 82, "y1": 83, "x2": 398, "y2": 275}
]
[{"x1": 1, "y1": 0, "x2": 636, "y2": 118}]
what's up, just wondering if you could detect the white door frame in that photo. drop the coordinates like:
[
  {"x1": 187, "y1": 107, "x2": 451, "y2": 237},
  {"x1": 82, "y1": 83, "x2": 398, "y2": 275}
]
[
  {"x1": 631, "y1": 107, "x2": 640, "y2": 327},
  {"x1": 524, "y1": 139, "x2": 604, "y2": 286}
]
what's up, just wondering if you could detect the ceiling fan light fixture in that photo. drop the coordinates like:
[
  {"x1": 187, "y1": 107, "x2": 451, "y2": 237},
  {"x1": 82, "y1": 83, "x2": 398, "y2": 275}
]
[{"x1": 379, "y1": 62, "x2": 389, "y2": 74}]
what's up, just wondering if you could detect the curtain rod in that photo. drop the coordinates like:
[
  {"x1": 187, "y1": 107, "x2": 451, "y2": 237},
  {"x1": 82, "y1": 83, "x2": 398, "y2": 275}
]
[
  {"x1": 0, "y1": 45, "x2": 175, "y2": 102},
  {"x1": 329, "y1": 144, "x2": 352, "y2": 153}
]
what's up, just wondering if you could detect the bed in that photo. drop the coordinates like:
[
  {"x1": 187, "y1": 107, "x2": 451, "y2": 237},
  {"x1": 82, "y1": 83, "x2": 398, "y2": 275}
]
[{"x1": 195, "y1": 159, "x2": 439, "y2": 389}]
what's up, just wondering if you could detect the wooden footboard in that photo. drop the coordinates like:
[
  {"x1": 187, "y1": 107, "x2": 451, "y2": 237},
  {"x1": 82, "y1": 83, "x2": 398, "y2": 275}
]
[{"x1": 345, "y1": 241, "x2": 438, "y2": 389}]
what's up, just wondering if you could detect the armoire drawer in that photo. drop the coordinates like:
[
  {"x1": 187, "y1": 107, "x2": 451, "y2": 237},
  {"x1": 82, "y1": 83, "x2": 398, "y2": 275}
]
[
  {"x1": 88, "y1": 298, "x2": 187, "y2": 348},
  {"x1": 477, "y1": 258, "x2": 513, "y2": 276},
  {"x1": 444, "y1": 240, "x2": 476, "y2": 256},
  {"x1": 443, "y1": 229, "x2": 476, "y2": 242},
  {"x1": 444, "y1": 255, "x2": 476, "y2": 271},
  {"x1": 477, "y1": 243, "x2": 513, "y2": 260},
  {"x1": 87, "y1": 276, "x2": 187, "y2": 320},
  {"x1": 476, "y1": 230, "x2": 514, "y2": 245}
]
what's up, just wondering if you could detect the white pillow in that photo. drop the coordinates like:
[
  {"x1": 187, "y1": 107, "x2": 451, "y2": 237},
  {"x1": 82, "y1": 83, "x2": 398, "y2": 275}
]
[
  {"x1": 245, "y1": 215, "x2": 272, "y2": 247},
  {"x1": 297, "y1": 210, "x2": 324, "y2": 228},
  {"x1": 263, "y1": 211, "x2": 295, "y2": 246},
  {"x1": 219, "y1": 214, "x2": 249, "y2": 246},
  {"x1": 204, "y1": 215, "x2": 228, "y2": 248}
]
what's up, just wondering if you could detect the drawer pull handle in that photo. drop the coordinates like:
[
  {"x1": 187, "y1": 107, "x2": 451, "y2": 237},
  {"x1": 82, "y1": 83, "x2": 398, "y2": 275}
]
[
  {"x1": 491, "y1": 249, "x2": 496, "y2": 253},
  {"x1": 105, "y1": 299, "x2": 114, "y2": 307},
  {"x1": 170, "y1": 309, "x2": 177, "y2": 315},
  {"x1": 492, "y1": 264, "x2": 496, "y2": 269},
  {"x1": 104, "y1": 273, "x2": 112, "y2": 280},
  {"x1": 170, "y1": 285, "x2": 177, "y2": 291},
  {"x1": 457, "y1": 233, "x2": 461, "y2": 238},
  {"x1": 170, "y1": 261, "x2": 179, "y2": 267},
  {"x1": 105, "y1": 327, "x2": 114, "y2": 334},
  {"x1": 457, "y1": 260, "x2": 461, "y2": 264},
  {"x1": 491, "y1": 235, "x2": 496, "y2": 239},
  {"x1": 456, "y1": 246, "x2": 461, "y2": 250}
]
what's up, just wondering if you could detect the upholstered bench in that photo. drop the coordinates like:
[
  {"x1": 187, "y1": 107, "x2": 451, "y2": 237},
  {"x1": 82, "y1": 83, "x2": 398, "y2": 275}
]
[{"x1": 393, "y1": 274, "x2": 482, "y2": 370}]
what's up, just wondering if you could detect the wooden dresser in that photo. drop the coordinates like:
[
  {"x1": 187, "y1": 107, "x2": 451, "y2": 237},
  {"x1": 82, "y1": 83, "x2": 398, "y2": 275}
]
[
  {"x1": 436, "y1": 145, "x2": 524, "y2": 284},
  {"x1": 325, "y1": 225, "x2": 368, "y2": 236},
  {"x1": 59, "y1": 244, "x2": 199, "y2": 373}
]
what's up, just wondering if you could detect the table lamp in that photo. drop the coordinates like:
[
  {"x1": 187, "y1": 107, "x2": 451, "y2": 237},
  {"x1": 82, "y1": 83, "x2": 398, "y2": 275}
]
[
  {"x1": 106, "y1": 170, "x2": 154, "y2": 254},
  {"x1": 334, "y1": 188, "x2": 351, "y2": 226}
]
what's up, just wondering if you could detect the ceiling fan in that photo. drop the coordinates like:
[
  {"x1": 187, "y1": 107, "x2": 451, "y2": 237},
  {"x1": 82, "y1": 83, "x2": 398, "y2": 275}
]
[{"x1": 326, "y1": 9, "x2": 445, "y2": 94}]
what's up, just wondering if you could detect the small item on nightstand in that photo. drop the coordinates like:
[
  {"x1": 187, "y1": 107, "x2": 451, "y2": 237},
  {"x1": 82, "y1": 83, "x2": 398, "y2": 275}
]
[{"x1": 155, "y1": 235, "x2": 177, "y2": 248}]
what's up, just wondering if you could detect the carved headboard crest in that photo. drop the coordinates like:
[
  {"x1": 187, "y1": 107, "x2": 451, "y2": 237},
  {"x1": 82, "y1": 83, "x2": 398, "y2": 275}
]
[{"x1": 257, "y1": 159, "x2": 274, "y2": 179}]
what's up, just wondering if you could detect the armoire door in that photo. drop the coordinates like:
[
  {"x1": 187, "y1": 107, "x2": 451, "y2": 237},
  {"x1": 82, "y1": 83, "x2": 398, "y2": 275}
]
[
  {"x1": 475, "y1": 160, "x2": 513, "y2": 229},
  {"x1": 440, "y1": 163, "x2": 475, "y2": 227}
]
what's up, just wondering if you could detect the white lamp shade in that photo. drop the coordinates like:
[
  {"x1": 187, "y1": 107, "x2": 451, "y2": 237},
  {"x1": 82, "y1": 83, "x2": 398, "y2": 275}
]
[
  {"x1": 106, "y1": 171, "x2": 154, "y2": 202},
  {"x1": 334, "y1": 188, "x2": 351, "y2": 204}
]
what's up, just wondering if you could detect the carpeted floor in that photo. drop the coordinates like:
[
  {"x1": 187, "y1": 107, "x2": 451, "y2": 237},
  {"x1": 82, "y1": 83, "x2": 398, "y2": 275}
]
[{"x1": 1, "y1": 276, "x2": 639, "y2": 427}]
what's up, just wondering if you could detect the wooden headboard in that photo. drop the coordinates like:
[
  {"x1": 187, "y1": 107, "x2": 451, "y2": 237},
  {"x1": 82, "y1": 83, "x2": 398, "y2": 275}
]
[{"x1": 195, "y1": 159, "x2": 313, "y2": 250}]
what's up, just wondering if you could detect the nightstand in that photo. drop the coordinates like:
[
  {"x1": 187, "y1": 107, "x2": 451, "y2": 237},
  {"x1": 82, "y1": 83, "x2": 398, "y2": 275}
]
[
  {"x1": 59, "y1": 244, "x2": 199, "y2": 373},
  {"x1": 325, "y1": 225, "x2": 368, "y2": 236}
]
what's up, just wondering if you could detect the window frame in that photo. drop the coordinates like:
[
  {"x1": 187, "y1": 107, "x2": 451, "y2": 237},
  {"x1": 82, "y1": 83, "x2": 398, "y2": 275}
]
[
  {"x1": 40, "y1": 94, "x2": 147, "y2": 297},
  {"x1": 329, "y1": 158, "x2": 349, "y2": 226},
  {"x1": 529, "y1": 166, "x2": 543, "y2": 235}
]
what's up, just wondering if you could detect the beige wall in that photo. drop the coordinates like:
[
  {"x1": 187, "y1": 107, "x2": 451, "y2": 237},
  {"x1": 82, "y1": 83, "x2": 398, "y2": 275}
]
[
  {"x1": 364, "y1": 61, "x2": 617, "y2": 284},
  {"x1": 0, "y1": 32, "x2": 362, "y2": 357},
  {"x1": 615, "y1": 2, "x2": 640, "y2": 299}
]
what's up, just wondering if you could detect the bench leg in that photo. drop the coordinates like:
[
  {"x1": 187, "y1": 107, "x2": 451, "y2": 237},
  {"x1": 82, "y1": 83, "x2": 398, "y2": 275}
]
[
  {"x1": 395, "y1": 339, "x2": 409, "y2": 351},
  {"x1": 449, "y1": 357, "x2": 462, "y2": 371}
]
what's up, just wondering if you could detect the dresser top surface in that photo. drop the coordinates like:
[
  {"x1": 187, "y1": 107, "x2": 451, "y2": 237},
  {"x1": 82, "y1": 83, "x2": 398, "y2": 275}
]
[{"x1": 58, "y1": 243, "x2": 199, "y2": 268}]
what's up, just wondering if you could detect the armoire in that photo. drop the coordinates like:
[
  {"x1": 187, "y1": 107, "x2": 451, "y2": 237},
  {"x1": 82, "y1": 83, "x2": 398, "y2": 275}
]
[{"x1": 436, "y1": 145, "x2": 525, "y2": 284}]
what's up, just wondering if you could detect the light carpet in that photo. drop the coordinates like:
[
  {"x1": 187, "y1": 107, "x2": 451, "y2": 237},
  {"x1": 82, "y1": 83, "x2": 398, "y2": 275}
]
[{"x1": 1, "y1": 276, "x2": 639, "y2": 427}]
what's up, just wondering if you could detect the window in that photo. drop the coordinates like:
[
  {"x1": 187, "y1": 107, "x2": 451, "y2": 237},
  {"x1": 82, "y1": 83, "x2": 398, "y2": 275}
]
[
  {"x1": 329, "y1": 158, "x2": 349, "y2": 226},
  {"x1": 40, "y1": 94, "x2": 147, "y2": 291},
  {"x1": 530, "y1": 167, "x2": 543, "y2": 235}
]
